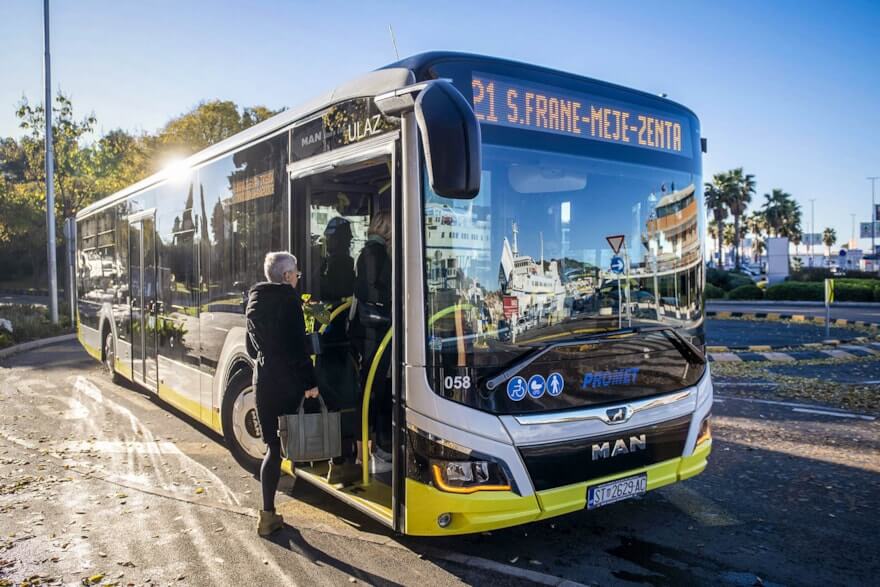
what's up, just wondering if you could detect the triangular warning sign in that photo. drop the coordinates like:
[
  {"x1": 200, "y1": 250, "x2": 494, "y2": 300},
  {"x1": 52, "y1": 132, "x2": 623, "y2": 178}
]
[{"x1": 606, "y1": 234, "x2": 625, "y2": 254}]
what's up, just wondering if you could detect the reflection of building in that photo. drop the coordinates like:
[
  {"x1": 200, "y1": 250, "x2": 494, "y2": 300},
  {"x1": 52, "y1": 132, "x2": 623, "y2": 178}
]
[
  {"x1": 499, "y1": 223, "x2": 566, "y2": 327},
  {"x1": 425, "y1": 203, "x2": 491, "y2": 290},
  {"x1": 643, "y1": 184, "x2": 699, "y2": 271}
]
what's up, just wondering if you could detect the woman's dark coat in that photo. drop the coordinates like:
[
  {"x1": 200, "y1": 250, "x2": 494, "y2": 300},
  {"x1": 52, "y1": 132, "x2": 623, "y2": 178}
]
[{"x1": 245, "y1": 282, "x2": 316, "y2": 443}]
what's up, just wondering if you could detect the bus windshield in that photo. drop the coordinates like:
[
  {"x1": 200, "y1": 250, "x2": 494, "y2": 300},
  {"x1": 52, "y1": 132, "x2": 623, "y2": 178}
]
[{"x1": 423, "y1": 142, "x2": 705, "y2": 412}]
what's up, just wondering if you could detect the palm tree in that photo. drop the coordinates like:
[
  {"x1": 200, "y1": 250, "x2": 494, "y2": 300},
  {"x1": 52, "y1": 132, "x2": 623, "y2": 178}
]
[
  {"x1": 727, "y1": 167, "x2": 755, "y2": 269},
  {"x1": 822, "y1": 227, "x2": 837, "y2": 258},
  {"x1": 746, "y1": 211, "x2": 767, "y2": 263},
  {"x1": 704, "y1": 173, "x2": 732, "y2": 266},
  {"x1": 762, "y1": 189, "x2": 801, "y2": 238}
]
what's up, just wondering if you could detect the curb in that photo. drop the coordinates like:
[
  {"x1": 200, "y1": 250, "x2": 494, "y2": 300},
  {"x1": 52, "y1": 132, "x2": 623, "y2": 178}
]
[
  {"x1": 0, "y1": 333, "x2": 77, "y2": 360},
  {"x1": 707, "y1": 310, "x2": 880, "y2": 329}
]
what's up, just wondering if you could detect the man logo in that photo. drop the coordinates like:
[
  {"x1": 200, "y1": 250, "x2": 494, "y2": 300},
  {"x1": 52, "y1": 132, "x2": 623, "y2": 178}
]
[
  {"x1": 592, "y1": 435, "x2": 647, "y2": 461},
  {"x1": 605, "y1": 405, "x2": 633, "y2": 424}
]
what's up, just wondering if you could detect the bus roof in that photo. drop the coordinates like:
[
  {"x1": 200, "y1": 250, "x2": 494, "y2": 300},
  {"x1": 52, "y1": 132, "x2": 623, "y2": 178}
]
[
  {"x1": 79, "y1": 52, "x2": 698, "y2": 219},
  {"x1": 77, "y1": 66, "x2": 414, "y2": 218},
  {"x1": 384, "y1": 51, "x2": 699, "y2": 121}
]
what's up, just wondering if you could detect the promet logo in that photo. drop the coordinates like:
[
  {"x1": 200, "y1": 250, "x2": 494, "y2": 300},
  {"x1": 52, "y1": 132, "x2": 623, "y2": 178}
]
[{"x1": 581, "y1": 367, "x2": 639, "y2": 389}]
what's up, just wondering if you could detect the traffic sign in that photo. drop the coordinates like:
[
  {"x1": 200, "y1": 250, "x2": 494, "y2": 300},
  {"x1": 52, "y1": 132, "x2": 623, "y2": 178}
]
[
  {"x1": 606, "y1": 234, "x2": 625, "y2": 254},
  {"x1": 610, "y1": 256, "x2": 625, "y2": 274}
]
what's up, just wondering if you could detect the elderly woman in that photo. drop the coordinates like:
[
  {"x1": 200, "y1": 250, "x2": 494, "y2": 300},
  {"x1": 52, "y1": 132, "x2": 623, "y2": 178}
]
[{"x1": 246, "y1": 251, "x2": 319, "y2": 536}]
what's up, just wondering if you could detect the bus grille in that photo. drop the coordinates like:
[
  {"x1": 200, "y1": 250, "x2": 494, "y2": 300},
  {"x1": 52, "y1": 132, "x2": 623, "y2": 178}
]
[{"x1": 517, "y1": 415, "x2": 691, "y2": 491}]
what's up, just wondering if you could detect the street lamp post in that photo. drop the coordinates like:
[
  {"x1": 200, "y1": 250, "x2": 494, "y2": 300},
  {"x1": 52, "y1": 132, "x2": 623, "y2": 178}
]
[
  {"x1": 809, "y1": 198, "x2": 815, "y2": 266},
  {"x1": 44, "y1": 0, "x2": 59, "y2": 324}
]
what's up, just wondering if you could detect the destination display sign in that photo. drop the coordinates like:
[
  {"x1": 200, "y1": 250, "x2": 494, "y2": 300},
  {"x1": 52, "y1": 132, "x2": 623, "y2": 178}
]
[
  {"x1": 290, "y1": 97, "x2": 399, "y2": 162},
  {"x1": 471, "y1": 72, "x2": 692, "y2": 156}
]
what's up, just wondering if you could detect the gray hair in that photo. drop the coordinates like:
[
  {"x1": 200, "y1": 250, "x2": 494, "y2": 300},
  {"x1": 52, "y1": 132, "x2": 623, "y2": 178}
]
[{"x1": 264, "y1": 251, "x2": 298, "y2": 283}]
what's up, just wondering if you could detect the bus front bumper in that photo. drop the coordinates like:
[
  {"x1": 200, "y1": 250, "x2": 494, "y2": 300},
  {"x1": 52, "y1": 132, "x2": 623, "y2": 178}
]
[{"x1": 404, "y1": 439, "x2": 711, "y2": 536}]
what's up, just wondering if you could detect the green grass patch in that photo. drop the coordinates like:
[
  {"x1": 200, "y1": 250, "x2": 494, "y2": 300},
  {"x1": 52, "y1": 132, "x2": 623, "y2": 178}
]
[{"x1": 0, "y1": 304, "x2": 74, "y2": 349}]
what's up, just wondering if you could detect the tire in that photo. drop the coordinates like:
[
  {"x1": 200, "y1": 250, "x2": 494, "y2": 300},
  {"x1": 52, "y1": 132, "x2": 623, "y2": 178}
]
[
  {"x1": 103, "y1": 329, "x2": 122, "y2": 385},
  {"x1": 221, "y1": 368, "x2": 264, "y2": 474}
]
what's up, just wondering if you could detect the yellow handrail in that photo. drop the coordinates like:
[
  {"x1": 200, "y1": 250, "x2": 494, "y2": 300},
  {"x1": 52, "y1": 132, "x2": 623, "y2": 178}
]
[
  {"x1": 358, "y1": 302, "x2": 475, "y2": 486},
  {"x1": 361, "y1": 326, "x2": 393, "y2": 486},
  {"x1": 319, "y1": 298, "x2": 352, "y2": 334}
]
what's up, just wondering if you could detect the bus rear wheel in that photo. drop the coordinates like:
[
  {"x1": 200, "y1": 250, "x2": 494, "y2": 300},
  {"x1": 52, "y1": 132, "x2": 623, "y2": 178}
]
[
  {"x1": 221, "y1": 369, "x2": 265, "y2": 474},
  {"x1": 103, "y1": 330, "x2": 122, "y2": 384}
]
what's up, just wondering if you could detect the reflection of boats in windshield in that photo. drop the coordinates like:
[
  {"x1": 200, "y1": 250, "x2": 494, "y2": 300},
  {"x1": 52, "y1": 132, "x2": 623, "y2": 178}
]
[
  {"x1": 499, "y1": 222, "x2": 566, "y2": 334},
  {"x1": 425, "y1": 202, "x2": 491, "y2": 291}
]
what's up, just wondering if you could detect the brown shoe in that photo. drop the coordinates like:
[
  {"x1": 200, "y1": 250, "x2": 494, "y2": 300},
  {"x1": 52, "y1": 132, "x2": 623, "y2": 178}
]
[{"x1": 257, "y1": 510, "x2": 283, "y2": 536}]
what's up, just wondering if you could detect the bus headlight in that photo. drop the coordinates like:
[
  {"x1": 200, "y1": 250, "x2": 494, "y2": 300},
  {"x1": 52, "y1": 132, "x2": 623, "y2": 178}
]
[
  {"x1": 407, "y1": 428, "x2": 514, "y2": 494},
  {"x1": 431, "y1": 459, "x2": 510, "y2": 493}
]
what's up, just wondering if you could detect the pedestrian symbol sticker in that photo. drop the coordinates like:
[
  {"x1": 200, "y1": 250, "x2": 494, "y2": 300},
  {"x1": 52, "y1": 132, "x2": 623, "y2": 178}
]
[
  {"x1": 507, "y1": 376, "x2": 527, "y2": 401},
  {"x1": 547, "y1": 372, "x2": 564, "y2": 396},
  {"x1": 528, "y1": 374, "x2": 546, "y2": 399}
]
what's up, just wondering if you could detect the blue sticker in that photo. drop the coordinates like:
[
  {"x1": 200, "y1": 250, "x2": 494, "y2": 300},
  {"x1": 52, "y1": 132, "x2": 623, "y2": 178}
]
[
  {"x1": 547, "y1": 372, "x2": 565, "y2": 396},
  {"x1": 507, "y1": 376, "x2": 527, "y2": 401},
  {"x1": 527, "y1": 374, "x2": 546, "y2": 399}
]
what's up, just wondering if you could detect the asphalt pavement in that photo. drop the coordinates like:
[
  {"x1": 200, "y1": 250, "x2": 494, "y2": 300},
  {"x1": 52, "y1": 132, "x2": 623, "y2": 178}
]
[
  {"x1": 705, "y1": 319, "x2": 858, "y2": 348},
  {"x1": 1, "y1": 340, "x2": 878, "y2": 586}
]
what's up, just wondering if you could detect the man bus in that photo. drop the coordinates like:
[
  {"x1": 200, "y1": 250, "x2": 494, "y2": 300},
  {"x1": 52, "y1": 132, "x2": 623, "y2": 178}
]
[{"x1": 75, "y1": 52, "x2": 712, "y2": 536}]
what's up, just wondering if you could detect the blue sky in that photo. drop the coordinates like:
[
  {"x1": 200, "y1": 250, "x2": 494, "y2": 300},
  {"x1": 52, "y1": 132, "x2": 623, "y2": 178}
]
[{"x1": 2, "y1": 0, "x2": 879, "y2": 250}]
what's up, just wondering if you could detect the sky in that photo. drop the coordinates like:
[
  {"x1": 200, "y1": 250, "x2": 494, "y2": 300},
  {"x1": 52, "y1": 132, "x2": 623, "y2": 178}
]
[{"x1": 2, "y1": 0, "x2": 879, "y2": 251}]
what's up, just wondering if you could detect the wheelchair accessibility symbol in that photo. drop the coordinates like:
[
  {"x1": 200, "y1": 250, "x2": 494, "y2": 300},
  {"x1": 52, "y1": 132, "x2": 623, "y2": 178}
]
[{"x1": 507, "y1": 376, "x2": 527, "y2": 401}]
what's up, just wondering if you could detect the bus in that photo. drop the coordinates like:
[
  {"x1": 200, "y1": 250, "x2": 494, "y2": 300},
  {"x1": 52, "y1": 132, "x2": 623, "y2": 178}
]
[{"x1": 75, "y1": 52, "x2": 712, "y2": 536}]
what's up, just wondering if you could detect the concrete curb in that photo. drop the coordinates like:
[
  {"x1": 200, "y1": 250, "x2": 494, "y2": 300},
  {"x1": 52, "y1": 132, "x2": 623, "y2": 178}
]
[
  {"x1": 0, "y1": 333, "x2": 76, "y2": 360},
  {"x1": 707, "y1": 310, "x2": 880, "y2": 328}
]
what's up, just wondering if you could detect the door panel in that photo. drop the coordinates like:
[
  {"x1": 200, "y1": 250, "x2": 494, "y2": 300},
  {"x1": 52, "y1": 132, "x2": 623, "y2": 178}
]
[
  {"x1": 130, "y1": 222, "x2": 144, "y2": 381},
  {"x1": 130, "y1": 214, "x2": 158, "y2": 391},
  {"x1": 142, "y1": 216, "x2": 158, "y2": 387}
]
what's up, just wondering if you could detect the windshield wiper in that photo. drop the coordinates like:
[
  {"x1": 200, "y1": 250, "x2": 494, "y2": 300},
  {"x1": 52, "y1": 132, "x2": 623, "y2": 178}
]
[{"x1": 483, "y1": 325, "x2": 704, "y2": 391}]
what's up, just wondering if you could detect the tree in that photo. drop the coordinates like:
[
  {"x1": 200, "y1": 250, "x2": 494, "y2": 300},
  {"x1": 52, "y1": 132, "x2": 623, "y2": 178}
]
[
  {"x1": 704, "y1": 173, "x2": 732, "y2": 266},
  {"x1": 157, "y1": 100, "x2": 281, "y2": 162},
  {"x1": 761, "y1": 189, "x2": 801, "y2": 239},
  {"x1": 0, "y1": 94, "x2": 282, "y2": 285},
  {"x1": 727, "y1": 167, "x2": 755, "y2": 269},
  {"x1": 822, "y1": 227, "x2": 837, "y2": 258},
  {"x1": 746, "y1": 211, "x2": 767, "y2": 263}
]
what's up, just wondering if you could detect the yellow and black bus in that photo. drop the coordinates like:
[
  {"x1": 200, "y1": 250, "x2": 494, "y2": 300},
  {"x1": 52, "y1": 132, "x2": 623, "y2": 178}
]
[{"x1": 75, "y1": 52, "x2": 712, "y2": 536}]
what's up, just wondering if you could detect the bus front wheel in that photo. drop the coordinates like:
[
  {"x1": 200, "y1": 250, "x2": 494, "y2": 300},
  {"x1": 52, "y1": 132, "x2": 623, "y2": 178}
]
[{"x1": 221, "y1": 369, "x2": 265, "y2": 474}]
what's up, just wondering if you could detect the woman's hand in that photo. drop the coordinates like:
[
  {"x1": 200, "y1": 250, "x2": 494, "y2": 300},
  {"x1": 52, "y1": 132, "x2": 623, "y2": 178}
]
[{"x1": 304, "y1": 386, "x2": 319, "y2": 399}]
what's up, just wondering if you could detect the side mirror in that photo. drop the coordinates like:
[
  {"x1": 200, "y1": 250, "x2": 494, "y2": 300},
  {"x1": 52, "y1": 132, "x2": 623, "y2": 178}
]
[{"x1": 376, "y1": 80, "x2": 481, "y2": 199}]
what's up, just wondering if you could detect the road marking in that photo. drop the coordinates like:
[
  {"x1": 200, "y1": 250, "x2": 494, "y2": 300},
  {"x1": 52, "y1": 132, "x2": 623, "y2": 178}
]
[
  {"x1": 716, "y1": 394, "x2": 876, "y2": 421},
  {"x1": 714, "y1": 381, "x2": 778, "y2": 387},
  {"x1": 791, "y1": 408, "x2": 876, "y2": 421},
  {"x1": 70, "y1": 375, "x2": 242, "y2": 506}
]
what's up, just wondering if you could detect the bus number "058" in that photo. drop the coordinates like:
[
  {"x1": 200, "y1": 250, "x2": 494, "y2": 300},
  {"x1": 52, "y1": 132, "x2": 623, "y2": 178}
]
[{"x1": 444, "y1": 375, "x2": 472, "y2": 390}]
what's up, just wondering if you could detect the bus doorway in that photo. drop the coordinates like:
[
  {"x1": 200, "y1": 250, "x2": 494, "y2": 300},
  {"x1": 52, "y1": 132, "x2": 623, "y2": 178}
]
[
  {"x1": 287, "y1": 142, "x2": 398, "y2": 527},
  {"x1": 129, "y1": 210, "x2": 159, "y2": 391}
]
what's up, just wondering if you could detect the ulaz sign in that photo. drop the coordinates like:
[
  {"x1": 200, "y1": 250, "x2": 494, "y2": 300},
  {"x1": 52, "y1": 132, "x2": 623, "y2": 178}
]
[{"x1": 291, "y1": 97, "x2": 399, "y2": 162}]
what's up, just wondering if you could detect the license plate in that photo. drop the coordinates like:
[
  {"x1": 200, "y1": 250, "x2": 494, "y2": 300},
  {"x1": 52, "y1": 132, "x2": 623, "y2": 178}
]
[{"x1": 587, "y1": 473, "x2": 647, "y2": 510}]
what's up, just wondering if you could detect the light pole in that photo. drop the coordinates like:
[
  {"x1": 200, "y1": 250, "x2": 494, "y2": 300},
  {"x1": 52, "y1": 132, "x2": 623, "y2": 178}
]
[
  {"x1": 44, "y1": 0, "x2": 59, "y2": 323},
  {"x1": 809, "y1": 198, "x2": 815, "y2": 266},
  {"x1": 869, "y1": 177, "x2": 879, "y2": 256}
]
